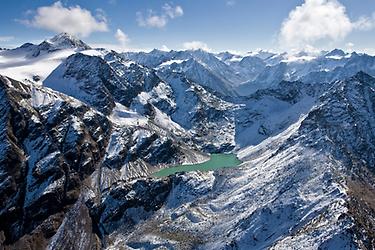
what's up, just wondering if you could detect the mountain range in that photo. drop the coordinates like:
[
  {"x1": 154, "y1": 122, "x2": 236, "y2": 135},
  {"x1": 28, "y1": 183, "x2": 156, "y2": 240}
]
[{"x1": 0, "y1": 33, "x2": 374, "y2": 249}]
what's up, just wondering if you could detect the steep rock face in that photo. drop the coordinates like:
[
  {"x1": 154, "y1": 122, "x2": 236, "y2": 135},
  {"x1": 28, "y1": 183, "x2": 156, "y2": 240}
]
[
  {"x1": 44, "y1": 52, "x2": 161, "y2": 115},
  {"x1": 44, "y1": 53, "x2": 117, "y2": 114},
  {"x1": 88, "y1": 178, "x2": 173, "y2": 238},
  {"x1": 0, "y1": 77, "x2": 29, "y2": 245},
  {"x1": 0, "y1": 75, "x2": 206, "y2": 249},
  {"x1": 296, "y1": 72, "x2": 375, "y2": 169},
  {"x1": 0, "y1": 75, "x2": 111, "y2": 247},
  {"x1": 293, "y1": 72, "x2": 375, "y2": 248},
  {"x1": 132, "y1": 72, "x2": 238, "y2": 152},
  {"x1": 103, "y1": 52, "x2": 161, "y2": 106}
]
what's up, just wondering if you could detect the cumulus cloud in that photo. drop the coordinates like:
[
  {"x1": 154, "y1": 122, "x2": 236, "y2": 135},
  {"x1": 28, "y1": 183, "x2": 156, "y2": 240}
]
[
  {"x1": 137, "y1": 3, "x2": 183, "y2": 28},
  {"x1": 137, "y1": 13, "x2": 167, "y2": 28},
  {"x1": 115, "y1": 29, "x2": 129, "y2": 46},
  {"x1": 0, "y1": 36, "x2": 14, "y2": 42},
  {"x1": 163, "y1": 3, "x2": 184, "y2": 18},
  {"x1": 19, "y1": 1, "x2": 108, "y2": 37},
  {"x1": 279, "y1": 0, "x2": 375, "y2": 50},
  {"x1": 183, "y1": 41, "x2": 211, "y2": 51}
]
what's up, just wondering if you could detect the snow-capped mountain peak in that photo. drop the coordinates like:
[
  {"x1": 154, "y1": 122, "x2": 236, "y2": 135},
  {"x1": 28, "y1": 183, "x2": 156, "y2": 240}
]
[
  {"x1": 325, "y1": 48, "x2": 347, "y2": 58},
  {"x1": 45, "y1": 32, "x2": 91, "y2": 51},
  {"x1": 0, "y1": 33, "x2": 93, "y2": 83}
]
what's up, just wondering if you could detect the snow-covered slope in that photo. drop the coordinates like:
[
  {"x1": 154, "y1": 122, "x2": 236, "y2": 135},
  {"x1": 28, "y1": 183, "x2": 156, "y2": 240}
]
[
  {"x1": 0, "y1": 33, "x2": 91, "y2": 83},
  {"x1": 0, "y1": 48, "x2": 76, "y2": 84},
  {"x1": 235, "y1": 80, "x2": 323, "y2": 147},
  {"x1": 99, "y1": 72, "x2": 375, "y2": 249}
]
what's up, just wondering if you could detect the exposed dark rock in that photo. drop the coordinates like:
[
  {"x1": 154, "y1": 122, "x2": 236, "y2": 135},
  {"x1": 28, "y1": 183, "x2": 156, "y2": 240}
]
[
  {"x1": 88, "y1": 178, "x2": 172, "y2": 235},
  {"x1": 0, "y1": 76, "x2": 110, "y2": 247}
]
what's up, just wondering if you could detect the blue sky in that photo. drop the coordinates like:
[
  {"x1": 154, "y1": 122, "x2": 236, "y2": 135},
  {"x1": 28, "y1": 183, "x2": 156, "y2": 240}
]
[{"x1": 1, "y1": 0, "x2": 375, "y2": 53}]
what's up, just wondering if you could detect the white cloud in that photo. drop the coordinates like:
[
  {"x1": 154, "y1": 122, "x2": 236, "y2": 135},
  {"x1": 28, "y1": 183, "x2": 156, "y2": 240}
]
[
  {"x1": 183, "y1": 41, "x2": 211, "y2": 51},
  {"x1": 279, "y1": 0, "x2": 375, "y2": 50},
  {"x1": 0, "y1": 36, "x2": 14, "y2": 42},
  {"x1": 137, "y1": 12, "x2": 168, "y2": 28},
  {"x1": 163, "y1": 3, "x2": 184, "y2": 18},
  {"x1": 115, "y1": 29, "x2": 129, "y2": 46},
  {"x1": 19, "y1": 1, "x2": 108, "y2": 37},
  {"x1": 137, "y1": 3, "x2": 183, "y2": 28}
]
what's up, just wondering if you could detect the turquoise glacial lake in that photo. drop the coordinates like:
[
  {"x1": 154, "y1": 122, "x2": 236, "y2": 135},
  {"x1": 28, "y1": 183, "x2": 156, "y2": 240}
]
[{"x1": 154, "y1": 153, "x2": 242, "y2": 177}]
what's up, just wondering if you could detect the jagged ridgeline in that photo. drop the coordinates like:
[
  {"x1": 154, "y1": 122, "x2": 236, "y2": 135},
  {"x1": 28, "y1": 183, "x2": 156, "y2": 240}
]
[{"x1": 0, "y1": 33, "x2": 374, "y2": 249}]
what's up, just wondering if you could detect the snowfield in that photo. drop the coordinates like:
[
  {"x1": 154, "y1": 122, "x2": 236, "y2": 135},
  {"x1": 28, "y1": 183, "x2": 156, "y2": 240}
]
[{"x1": 0, "y1": 48, "x2": 76, "y2": 83}]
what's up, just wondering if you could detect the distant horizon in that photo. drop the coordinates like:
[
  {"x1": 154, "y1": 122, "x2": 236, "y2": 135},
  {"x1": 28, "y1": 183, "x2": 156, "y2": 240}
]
[
  {"x1": 1, "y1": 1, "x2": 375, "y2": 54},
  {"x1": 3, "y1": 31, "x2": 375, "y2": 56}
]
